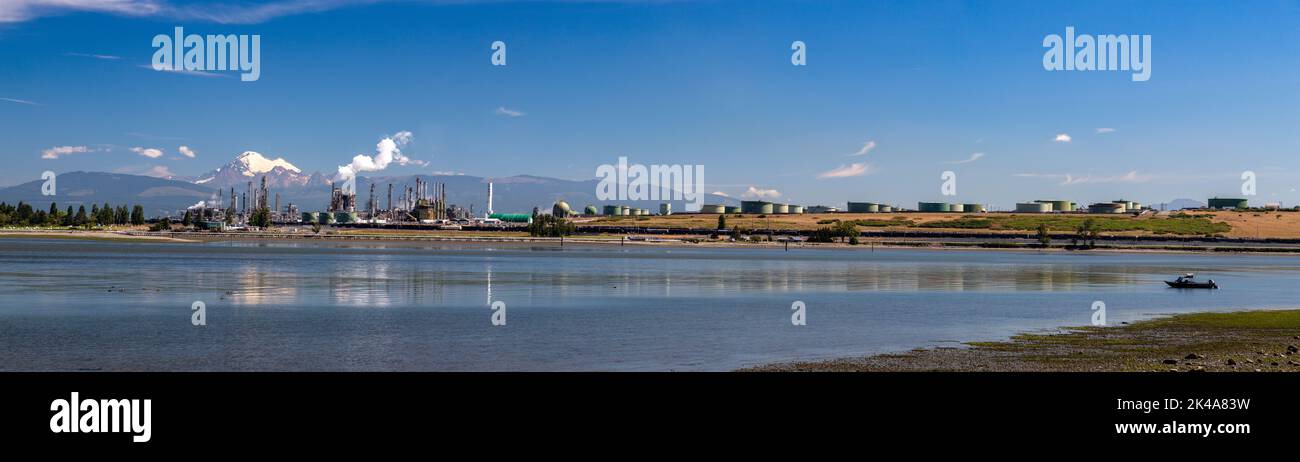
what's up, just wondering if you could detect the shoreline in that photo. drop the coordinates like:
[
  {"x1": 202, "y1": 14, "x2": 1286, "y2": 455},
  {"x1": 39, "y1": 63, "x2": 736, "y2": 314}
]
[
  {"x1": 745, "y1": 309, "x2": 1300, "y2": 372},
  {"x1": 4, "y1": 228, "x2": 1300, "y2": 255}
]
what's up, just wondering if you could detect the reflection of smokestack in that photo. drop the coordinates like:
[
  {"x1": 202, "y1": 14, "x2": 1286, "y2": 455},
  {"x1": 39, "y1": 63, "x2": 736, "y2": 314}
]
[{"x1": 487, "y1": 182, "x2": 494, "y2": 216}]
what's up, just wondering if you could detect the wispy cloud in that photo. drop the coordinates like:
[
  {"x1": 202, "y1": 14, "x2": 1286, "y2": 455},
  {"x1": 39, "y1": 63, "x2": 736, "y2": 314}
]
[
  {"x1": 131, "y1": 147, "x2": 164, "y2": 158},
  {"x1": 1053, "y1": 133, "x2": 1072, "y2": 143},
  {"x1": 817, "y1": 163, "x2": 871, "y2": 179},
  {"x1": 1014, "y1": 170, "x2": 1151, "y2": 185},
  {"x1": 65, "y1": 52, "x2": 122, "y2": 60},
  {"x1": 178, "y1": 145, "x2": 196, "y2": 158},
  {"x1": 41, "y1": 145, "x2": 98, "y2": 159},
  {"x1": 710, "y1": 191, "x2": 730, "y2": 197},
  {"x1": 2, "y1": 97, "x2": 38, "y2": 105},
  {"x1": 495, "y1": 106, "x2": 525, "y2": 118},
  {"x1": 1095, "y1": 127, "x2": 1116, "y2": 134},
  {"x1": 945, "y1": 152, "x2": 984, "y2": 164},
  {"x1": 848, "y1": 140, "x2": 876, "y2": 156},
  {"x1": 0, "y1": 0, "x2": 381, "y2": 24},
  {"x1": 741, "y1": 186, "x2": 781, "y2": 199},
  {"x1": 137, "y1": 64, "x2": 228, "y2": 78}
]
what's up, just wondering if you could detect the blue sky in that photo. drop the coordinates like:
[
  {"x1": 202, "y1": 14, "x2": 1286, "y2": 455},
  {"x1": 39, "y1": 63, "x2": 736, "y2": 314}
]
[{"x1": 2, "y1": 0, "x2": 1299, "y2": 209}]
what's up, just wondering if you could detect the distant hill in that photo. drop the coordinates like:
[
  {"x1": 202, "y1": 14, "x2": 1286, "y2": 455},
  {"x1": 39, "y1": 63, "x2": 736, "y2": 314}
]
[
  {"x1": 1165, "y1": 198, "x2": 1206, "y2": 210},
  {"x1": 0, "y1": 172, "x2": 217, "y2": 217}
]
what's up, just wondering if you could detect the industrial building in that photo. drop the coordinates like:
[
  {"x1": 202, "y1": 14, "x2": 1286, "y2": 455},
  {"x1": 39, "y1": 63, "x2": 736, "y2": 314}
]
[{"x1": 1208, "y1": 197, "x2": 1248, "y2": 209}]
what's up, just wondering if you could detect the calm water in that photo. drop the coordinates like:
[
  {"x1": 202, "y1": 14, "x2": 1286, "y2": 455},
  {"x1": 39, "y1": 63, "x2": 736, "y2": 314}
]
[{"x1": 1, "y1": 238, "x2": 1298, "y2": 371}]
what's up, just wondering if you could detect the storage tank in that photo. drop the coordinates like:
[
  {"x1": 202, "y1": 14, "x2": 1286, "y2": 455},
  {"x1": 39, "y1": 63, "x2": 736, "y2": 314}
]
[
  {"x1": 659, "y1": 203, "x2": 672, "y2": 216},
  {"x1": 963, "y1": 204, "x2": 986, "y2": 213},
  {"x1": 583, "y1": 205, "x2": 598, "y2": 215},
  {"x1": 620, "y1": 206, "x2": 631, "y2": 216},
  {"x1": 949, "y1": 203, "x2": 964, "y2": 213},
  {"x1": 318, "y1": 212, "x2": 335, "y2": 224},
  {"x1": 1088, "y1": 203, "x2": 1127, "y2": 214},
  {"x1": 741, "y1": 201, "x2": 774, "y2": 214},
  {"x1": 335, "y1": 212, "x2": 359, "y2": 223},
  {"x1": 772, "y1": 203, "x2": 790, "y2": 214},
  {"x1": 1015, "y1": 202, "x2": 1051, "y2": 213},
  {"x1": 1036, "y1": 200, "x2": 1073, "y2": 212},
  {"x1": 788, "y1": 205, "x2": 804, "y2": 214},
  {"x1": 725, "y1": 206, "x2": 741, "y2": 214},
  {"x1": 918, "y1": 202, "x2": 951, "y2": 212},
  {"x1": 302, "y1": 212, "x2": 318, "y2": 223},
  {"x1": 699, "y1": 204, "x2": 726, "y2": 214},
  {"x1": 879, "y1": 205, "x2": 893, "y2": 213},
  {"x1": 846, "y1": 202, "x2": 878, "y2": 213}
]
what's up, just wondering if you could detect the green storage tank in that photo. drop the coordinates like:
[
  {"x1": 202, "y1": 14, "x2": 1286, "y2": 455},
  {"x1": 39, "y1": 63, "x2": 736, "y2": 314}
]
[
  {"x1": 302, "y1": 212, "x2": 318, "y2": 223},
  {"x1": 725, "y1": 206, "x2": 741, "y2": 214},
  {"x1": 846, "y1": 202, "x2": 877, "y2": 213},
  {"x1": 918, "y1": 202, "x2": 951, "y2": 212},
  {"x1": 963, "y1": 204, "x2": 985, "y2": 213},
  {"x1": 741, "y1": 201, "x2": 773, "y2": 214},
  {"x1": 318, "y1": 212, "x2": 335, "y2": 224},
  {"x1": 334, "y1": 212, "x2": 359, "y2": 223},
  {"x1": 1207, "y1": 197, "x2": 1247, "y2": 209},
  {"x1": 700, "y1": 204, "x2": 726, "y2": 214}
]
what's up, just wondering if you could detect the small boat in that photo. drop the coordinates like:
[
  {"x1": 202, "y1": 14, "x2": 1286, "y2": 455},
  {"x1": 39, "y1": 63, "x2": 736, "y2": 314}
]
[{"x1": 1165, "y1": 273, "x2": 1218, "y2": 289}]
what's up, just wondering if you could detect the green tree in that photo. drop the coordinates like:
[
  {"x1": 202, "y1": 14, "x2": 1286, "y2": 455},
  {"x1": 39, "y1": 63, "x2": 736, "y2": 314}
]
[
  {"x1": 1075, "y1": 218, "x2": 1099, "y2": 248},
  {"x1": 74, "y1": 205, "x2": 88, "y2": 227},
  {"x1": 717, "y1": 214, "x2": 727, "y2": 230},
  {"x1": 1036, "y1": 223, "x2": 1051, "y2": 247},
  {"x1": 182, "y1": 210, "x2": 194, "y2": 227},
  {"x1": 833, "y1": 221, "x2": 859, "y2": 244},
  {"x1": 248, "y1": 207, "x2": 271, "y2": 228},
  {"x1": 64, "y1": 206, "x2": 74, "y2": 226},
  {"x1": 528, "y1": 214, "x2": 575, "y2": 237},
  {"x1": 115, "y1": 205, "x2": 129, "y2": 225},
  {"x1": 130, "y1": 205, "x2": 145, "y2": 225}
]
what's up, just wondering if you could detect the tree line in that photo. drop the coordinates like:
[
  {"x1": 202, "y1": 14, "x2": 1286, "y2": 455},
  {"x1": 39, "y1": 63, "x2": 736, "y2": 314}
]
[{"x1": 0, "y1": 201, "x2": 146, "y2": 228}]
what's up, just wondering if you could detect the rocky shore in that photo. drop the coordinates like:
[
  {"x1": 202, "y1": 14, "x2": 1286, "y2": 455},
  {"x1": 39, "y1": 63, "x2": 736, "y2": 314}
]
[{"x1": 745, "y1": 310, "x2": 1300, "y2": 372}]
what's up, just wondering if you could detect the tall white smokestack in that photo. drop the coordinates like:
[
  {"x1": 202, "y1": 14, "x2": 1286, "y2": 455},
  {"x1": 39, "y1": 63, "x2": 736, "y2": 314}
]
[{"x1": 486, "y1": 182, "x2": 494, "y2": 217}]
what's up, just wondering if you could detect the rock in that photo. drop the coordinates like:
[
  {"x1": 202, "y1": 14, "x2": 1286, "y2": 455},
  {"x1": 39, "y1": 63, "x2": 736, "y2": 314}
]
[
  {"x1": 1168, "y1": 368, "x2": 1179, "y2": 372},
  {"x1": 1255, "y1": 368, "x2": 1263, "y2": 372},
  {"x1": 1226, "y1": 359, "x2": 1237, "y2": 366},
  {"x1": 1245, "y1": 358, "x2": 1254, "y2": 364},
  {"x1": 1287, "y1": 345, "x2": 1298, "y2": 353},
  {"x1": 1257, "y1": 351, "x2": 1267, "y2": 355},
  {"x1": 1185, "y1": 353, "x2": 1203, "y2": 360},
  {"x1": 1191, "y1": 366, "x2": 1206, "y2": 372},
  {"x1": 1271, "y1": 362, "x2": 1280, "y2": 367},
  {"x1": 1162, "y1": 359, "x2": 1179, "y2": 365}
]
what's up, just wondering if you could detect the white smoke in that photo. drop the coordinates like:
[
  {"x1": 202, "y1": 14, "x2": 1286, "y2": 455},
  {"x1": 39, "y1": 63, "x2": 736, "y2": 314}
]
[
  {"x1": 336, "y1": 131, "x2": 423, "y2": 181},
  {"x1": 187, "y1": 200, "x2": 207, "y2": 210}
]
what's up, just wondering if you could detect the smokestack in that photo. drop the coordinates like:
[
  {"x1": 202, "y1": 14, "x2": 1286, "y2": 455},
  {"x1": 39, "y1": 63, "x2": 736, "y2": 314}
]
[{"x1": 487, "y1": 182, "x2": 494, "y2": 217}]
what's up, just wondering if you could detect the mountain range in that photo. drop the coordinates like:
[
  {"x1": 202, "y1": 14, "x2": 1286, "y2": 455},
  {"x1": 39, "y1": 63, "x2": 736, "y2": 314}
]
[{"x1": 0, "y1": 151, "x2": 735, "y2": 217}]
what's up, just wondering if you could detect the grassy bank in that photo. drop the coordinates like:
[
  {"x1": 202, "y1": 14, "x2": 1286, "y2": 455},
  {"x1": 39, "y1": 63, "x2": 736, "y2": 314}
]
[{"x1": 745, "y1": 310, "x2": 1300, "y2": 372}]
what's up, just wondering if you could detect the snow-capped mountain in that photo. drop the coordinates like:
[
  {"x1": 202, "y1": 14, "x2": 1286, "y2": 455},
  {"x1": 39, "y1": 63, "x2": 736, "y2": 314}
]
[{"x1": 193, "y1": 151, "x2": 325, "y2": 189}]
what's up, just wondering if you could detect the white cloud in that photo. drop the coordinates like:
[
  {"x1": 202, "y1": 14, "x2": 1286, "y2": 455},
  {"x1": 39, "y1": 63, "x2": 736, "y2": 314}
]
[
  {"x1": 2, "y1": 97, "x2": 38, "y2": 105},
  {"x1": 337, "y1": 130, "x2": 425, "y2": 180},
  {"x1": 178, "y1": 145, "x2": 197, "y2": 158},
  {"x1": 741, "y1": 186, "x2": 781, "y2": 199},
  {"x1": 495, "y1": 107, "x2": 525, "y2": 118},
  {"x1": 1014, "y1": 170, "x2": 1151, "y2": 185},
  {"x1": 1096, "y1": 127, "x2": 1116, "y2": 134},
  {"x1": 137, "y1": 64, "x2": 228, "y2": 78},
  {"x1": 710, "y1": 191, "x2": 730, "y2": 197},
  {"x1": 0, "y1": 0, "x2": 161, "y2": 23},
  {"x1": 131, "y1": 147, "x2": 164, "y2": 158},
  {"x1": 41, "y1": 145, "x2": 96, "y2": 159},
  {"x1": 0, "y1": 0, "x2": 371, "y2": 24},
  {"x1": 849, "y1": 140, "x2": 876, "y2": 156},
  {"x1": 946, "y1": 152, "x2": 984, "y2": 164},
  {"x1": 143, "y1": 165, "x2": 176, "y2": 178},
  {"x1": 66, "y1": 52, "x2": 122, "y2": 60},
  {"x1": 817, "y1": 163, "x2": 871, "y2": 179},
  {"x1": 1053, "y1": 133, "x2": 1072, "y2": 143}
]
